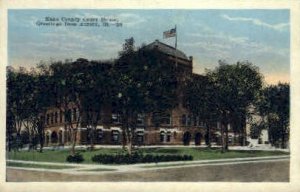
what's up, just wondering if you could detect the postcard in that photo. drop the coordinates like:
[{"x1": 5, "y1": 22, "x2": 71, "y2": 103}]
[{"x1": 1, "y1": 0, "x2": 300, "y2": 192}]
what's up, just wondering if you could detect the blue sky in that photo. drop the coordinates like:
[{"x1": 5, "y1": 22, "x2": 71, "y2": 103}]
[{"x1": 8, "y1": 9, "x2": 290, "y2": 84}]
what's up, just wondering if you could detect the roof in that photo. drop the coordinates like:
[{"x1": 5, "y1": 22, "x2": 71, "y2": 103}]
[{"x1": 144, "y1": 40, "x2": 189, "y2": 60}]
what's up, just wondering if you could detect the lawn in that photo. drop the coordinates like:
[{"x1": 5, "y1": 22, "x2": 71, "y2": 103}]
[
  {"x1": 6, "y1": 162, "x2": 75, "y2": 169},
  {"x1": 7, "y1": 147, "x2": 289, "y2": 164}
]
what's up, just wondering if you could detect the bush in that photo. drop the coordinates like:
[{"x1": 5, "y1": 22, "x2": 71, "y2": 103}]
[
  {"x1": 66, "y1": 153, "x2": 84, "y2": 163},
  {"x1": 91, "y1": 153, "x2": 193, "y2": 164}
]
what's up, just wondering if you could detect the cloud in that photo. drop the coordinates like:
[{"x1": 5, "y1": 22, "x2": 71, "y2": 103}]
[
  {"x1": 221, "y1": 14, "x2": 289, "y2": 32},
  {"x1": 117, "y1": 13, "x2": 146, "y2": 27},
  {"x1": 186, "y1": 31, "x2": 289, "y2": 59}
]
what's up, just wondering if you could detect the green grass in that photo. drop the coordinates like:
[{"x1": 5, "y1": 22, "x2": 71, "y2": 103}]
[
  {"x1": 7, "y1": 147, "x2": 289, "y2": 164},
  {"x1": 7, "y1": 162, "x2": 75, "y2": 169}
]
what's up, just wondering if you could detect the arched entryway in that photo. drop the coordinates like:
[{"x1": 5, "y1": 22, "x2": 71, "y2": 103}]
[
  {"x1": 183, "y1": 131, "x2": 191, "y2": 146},
  {"x1": 195, "y1": 132, "x2": 202, "y2": 146},
  {"x1": 51, "y1": 131, "x2": 58, "y2": 144}
]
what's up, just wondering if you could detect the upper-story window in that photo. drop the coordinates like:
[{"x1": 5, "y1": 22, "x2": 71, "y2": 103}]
[
  {"x1": 46, "y1": 114, "x2": 50, "y2": 125},
  {"x1": 187, "y1": 115, "x2": 192, "y2": 126},
  {"x1": 161, "y1": 113, "x2": 171, "y2": 125},
  {"x1": 137, "y1": 114, "x2": 145, "y2": 126},
  {"x1": 112, "y1": 113, "x2": 121, "y2": 124},
  {"x1": 55, "y1": 112, "x2": 58, "y2": 123},
  {"x1": 181, "y1": 114, "x2": 186, "y2": 126},
  {"x1": 193, "y1": 116, "x2": 198, "y2": 126},
  {"x1": 59, "y1": 110, "x2": 63, "y2": 123},
  {"x1": 50, "y1": 113, "x2": 54, "y2": 124}
]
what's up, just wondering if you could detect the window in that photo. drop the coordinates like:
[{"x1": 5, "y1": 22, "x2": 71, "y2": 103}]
[
  {"x1": 55, "y1": 112, "x2": 58, "y2": 123},
  {"x1": 193, "y1": 116, "x2": 197, "y2": 126},
  {"x1": 112, "y1": 113, "x2": 121, "y2": 124},
  {"x1": 137, "y1": 114, "x2": 145, "y2": 125},
  {"x1": 97, "y1": 129, "x2": 103, "y2": 140},
  {"x1": 50, "y1": 113, "x2": 54, "y2": 124},
  {"x1": 111, "y1": 130, "x2": 120, "y2": 142},
  {"x1": 136, "y1": 131, "x2": 144, "y2": 144},
  {"x1": 163, "y1": 114, "x2": 171, "y2": 125},
  {"x1": 181, "y1": 114, "x2": 186, "y2": 126},
  {"x1": 46, "y1": 114, "x2": 50, "y2": 125},
  {"x1": 166, "y1": 131, "x2": 171, "y2": 142},
  {"x1": 160, "y1": 131, "x2": 165, "y2": 142},
  {"x1": 60, "y1": 111, "x2": 63, "y2": 123},
  {"x1": 187, "y1": 115, "x2": 192, "y2": 126}
]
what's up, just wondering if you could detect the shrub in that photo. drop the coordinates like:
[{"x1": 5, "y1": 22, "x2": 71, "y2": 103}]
[
  {"x1": 91, "y1": 153, "x2": 193, "y2": 164},
  {"x1": 66, "y1": 153, "x2": 84, "y2": 163}
]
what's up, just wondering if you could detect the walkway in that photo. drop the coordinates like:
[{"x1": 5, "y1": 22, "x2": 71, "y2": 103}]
[{"x1": 7, "y1": 155, "x2": 290, "y2": 175}]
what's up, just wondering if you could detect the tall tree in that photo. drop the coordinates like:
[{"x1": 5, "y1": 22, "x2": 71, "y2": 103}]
[
  {"x1": 184, "y1": 74, "x2": 219, "y2": 147},
  {"x1": 256, "y1": 83, "x2": 289, "y2": 148},
  {"x1": 207, "y1": 61, "x2": 263, "y2": 152},
  {"x1": 79, "y1": 60, "x2": 113, "y2": 150},
  {"x1": 50, "y1": 59, "x2": 85, "y2": 156},
  {"x1": 114, "y1": 39, "x2": 177, "y2": 154}
]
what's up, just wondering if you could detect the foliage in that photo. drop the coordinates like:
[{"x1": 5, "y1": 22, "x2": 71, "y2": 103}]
[
  {"x1": 6, "y1": 66, "x2": 53, "y2": 152},
  {"x1": 184, "y1": 74, "x2": 219, "y2": 147},
  {"x1": 66, "y1": 153, "x2": 84, "y2": 163},
  {"x1": 206, "y1": 61, "x2": 263, "y2": 151},
  {"x1": 113, "y1": 38, "x2": 178, "y2": 154},
  {"x1": 91, "y1": 152, "x2": 193, "y2": 164},
  {"x1": 255, "y1": 83, "x2": 289, "y2": 148}
]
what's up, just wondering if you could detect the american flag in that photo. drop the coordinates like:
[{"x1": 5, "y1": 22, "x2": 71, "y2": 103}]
[{"x1": 163, "y1": 28, "x2": 176, "y2": 38}]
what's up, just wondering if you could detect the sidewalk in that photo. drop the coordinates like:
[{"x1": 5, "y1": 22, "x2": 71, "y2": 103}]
[
  {"x1": 7, "y1": 155, "x2": 290, "y2": 175},
  {"x1": 35, "y1": 144, "x2": 289, "y2": 152}
]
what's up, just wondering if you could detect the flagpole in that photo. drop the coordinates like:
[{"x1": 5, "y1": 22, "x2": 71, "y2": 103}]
[
  {"x1": 175, "y1": 25, "x2": 177, "y2": 50},
  {"x1": 175, "y1": 25, "x2": 178, "y2": 67}
]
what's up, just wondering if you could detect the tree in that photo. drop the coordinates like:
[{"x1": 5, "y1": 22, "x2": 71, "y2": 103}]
[
  {"x1": 6, "y1": 64, "x2": 54, "y2": 152},
  {"x1": 207, "y1": 61, "x2": 263, "y2": 152},
  {"x1": 50, "y1": 59, "x2": 86, "y2": 156},
  {"x1": 79, "y1": 60, "x2": 113, "y2": 150},
  {"x1": 184, "y1": 74, "x2": 219, "y2": 147},
  {"x1": 114, "y1": 38, "x2": 178, "y2": 154},
  {"x1": 256, "y1": 83, "x2": 289, "y2": 148}
]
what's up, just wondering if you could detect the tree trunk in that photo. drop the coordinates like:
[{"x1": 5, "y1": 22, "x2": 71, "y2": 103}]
[
  {"x1": 90, "y1": 128, "x2": 94, "y2": 151},
  {"x1": 225, "y1": 123, "x2": 229, "y2": 150},
  {"x1": 281, "y1": 126, "x2": 286, "y2": 149},
  {"x1": 205, "y1": 123, "x2": 211, "y2": 148},
  {"x1": 221, "y1": 122, "x2": 226, "y2": 153},
  {"x1": 71, "y1": 130, "x2": 77, "y2": 156}
]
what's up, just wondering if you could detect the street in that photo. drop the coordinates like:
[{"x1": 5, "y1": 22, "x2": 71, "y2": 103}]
[{"x1": 6, "y1": 159, "x2": 289, "y2": 182}]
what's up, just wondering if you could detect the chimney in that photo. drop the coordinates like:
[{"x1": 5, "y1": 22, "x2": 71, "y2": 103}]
[{"x1": 189, "y1": 56, "x2": 193, "y2": 61}]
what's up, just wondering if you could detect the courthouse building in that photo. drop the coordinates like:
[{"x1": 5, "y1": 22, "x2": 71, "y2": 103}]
[{"x1": 43, "y1": 40, "x2": 242, "y2": 147}]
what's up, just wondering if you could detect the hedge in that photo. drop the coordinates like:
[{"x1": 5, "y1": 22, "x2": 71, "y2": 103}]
[
  {"x1": 91, "y1": 153, "x2": 193, "y2": 164},
  {"x1": 66, "y1": 153, "x2": 84, "y2": 163}
]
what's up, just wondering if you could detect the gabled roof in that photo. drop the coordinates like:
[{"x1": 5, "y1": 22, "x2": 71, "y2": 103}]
[{"x1": 144, "y1": 40, "x2": 189, "y2": 60}]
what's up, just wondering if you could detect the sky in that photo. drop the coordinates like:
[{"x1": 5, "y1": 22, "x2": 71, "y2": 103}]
[{"x1": 8, "y1": 9, "x2": 290, "y2": 85}]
